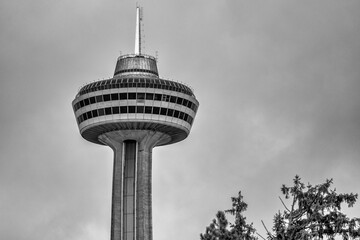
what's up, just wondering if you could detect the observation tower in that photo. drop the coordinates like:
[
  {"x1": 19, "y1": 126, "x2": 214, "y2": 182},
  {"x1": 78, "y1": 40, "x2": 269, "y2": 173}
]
[{"x1": 72, "y1": 7, "x2": 199, "y2": 240}]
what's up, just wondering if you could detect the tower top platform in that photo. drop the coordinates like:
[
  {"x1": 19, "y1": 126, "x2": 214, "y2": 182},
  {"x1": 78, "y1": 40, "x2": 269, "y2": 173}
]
[{"x1": 114, "y1": 54, "x2": 158, "y2": 77}]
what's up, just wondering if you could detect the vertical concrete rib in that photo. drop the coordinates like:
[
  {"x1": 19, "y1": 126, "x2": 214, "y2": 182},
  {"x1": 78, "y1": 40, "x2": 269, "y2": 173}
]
[
  {"x1": 136, "y1": 142, "x2": 153, "y2": 240},
  {"x1": 99, "y1": 134, "x2": 124, "y2": 240}
]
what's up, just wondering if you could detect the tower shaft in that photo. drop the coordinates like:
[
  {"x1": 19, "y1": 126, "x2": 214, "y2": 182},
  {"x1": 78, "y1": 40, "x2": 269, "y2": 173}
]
[{"x1": 99, "y1": 131, "x2": 171, "y2": 240}]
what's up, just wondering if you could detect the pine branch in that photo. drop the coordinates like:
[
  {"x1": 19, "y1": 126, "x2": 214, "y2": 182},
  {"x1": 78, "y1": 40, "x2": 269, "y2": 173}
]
[
  {"x1": 278, "y1": 196, "x2": 291, "y2": 212},
  {"x1": 261, "y1": 220, "x2": 274, "y2": 239}
]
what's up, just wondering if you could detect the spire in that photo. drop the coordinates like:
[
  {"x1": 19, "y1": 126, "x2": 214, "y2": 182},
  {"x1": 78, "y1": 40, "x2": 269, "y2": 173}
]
[{"x1": 134, "y1": 6, "x2": 141, "y2": 55}]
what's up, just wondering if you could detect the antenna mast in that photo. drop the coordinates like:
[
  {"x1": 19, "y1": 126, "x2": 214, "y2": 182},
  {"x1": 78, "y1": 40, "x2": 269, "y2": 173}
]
[{"x1": 135, "y1": 6, "x2": 142, "y2": 55}]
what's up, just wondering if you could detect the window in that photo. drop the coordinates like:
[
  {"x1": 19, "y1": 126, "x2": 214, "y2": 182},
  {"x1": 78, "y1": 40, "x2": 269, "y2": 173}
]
[
  {"x1": 123, "y1": 141, "x2": 136, "y2": 240},
  {"x1": 136, "y1": 106, "x2": 144, "y2": 113},
  {"x1": 120, "y1": 93, "x2": 127, "y2": 100},
  {"x1": 145, "y1": 93, "x2": 154, "y2": 100},
  {"x1": 154, "y1": 94, "x2": 162, "y2": 101},
  {"x1": 103, "y1": 94, "x2": 111, "y2": 102},
  {"x1": 98, "y1": 108, "x2": 105, "y2": 116},
  {"x1": 174, "y1": 110, "x2": 180, "y2": 118},
  {"x1": 120, "y1": 106, "x2": 127, "y2": 113},
  {"x1": 111, "y1": 93, "x2": 119, "y2": 100},
  {"x1": 183, "y1": 99, "x2": 188, "y2": 107},
  {"x1": 179, "y1": 112, "x2": 184, "y2": 119},
  {"x1": 128, "y1": 106, "x2": 135, "y2": 113},
  {"x1": 92, "y1": 110, "x2": 98, "y2": 117},
  {"x1": 80, "y1": 100, "x2": 85, "y2": 107},
  {"x1": 188, "y1": 116, "x2": 193, "y2": 125},
  {"x1": 96, "y1": 95, "x2": 103, "y2": 103},
  {"x1": 145, "y1": 106, "x2": 152, "y2": 114},
  {"x1": 187, "y1": 101, "x2": 192, "y2": 108},
  {"x1": 137, "y1": 93, "x2": 145, "y2": 100},
  {"x1": 112, "y1": 107, "x2": 120, "y2": 114},
  {"x1": 90, "y1": 97, "x2": 96, "y2": 104},
  {"x1": 170, "y1": 96, "x2": 176, "y2": 103},
  {"x1": 153, "y1": 107, "x2": 160, "y2": 114},
  {"x1": 160, "y1": 108, "x2": 167, "y2": 116},
  {"x1": 176, "y1": 98, "x2": 183, "y2": 105},
  {"x1": 105, "y1": 107, "x2": 112, "y2": 115},
  {"x1": 128, "y1": 93, "x2": 136, "y2": 99},
  {"x1": 167, "y1": 109, "x2": 174, "y2": 117}
]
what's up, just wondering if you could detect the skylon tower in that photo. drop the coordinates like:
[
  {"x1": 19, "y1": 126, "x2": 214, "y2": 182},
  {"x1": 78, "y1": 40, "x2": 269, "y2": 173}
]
[{"x1": 72, "y1": 7, "x2": 199, "y2": 240}]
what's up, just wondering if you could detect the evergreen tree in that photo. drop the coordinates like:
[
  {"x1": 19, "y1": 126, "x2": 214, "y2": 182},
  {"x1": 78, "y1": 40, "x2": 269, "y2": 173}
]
[
  {"x1": 200, "y1": 191, "x2": 257, "y2": 240},
  {"x1": 267, "y1": 175, "x2": 360, "y2": 240},
  {"x1": 200, "y1": 176, "x2": 360, "y2": 240}
]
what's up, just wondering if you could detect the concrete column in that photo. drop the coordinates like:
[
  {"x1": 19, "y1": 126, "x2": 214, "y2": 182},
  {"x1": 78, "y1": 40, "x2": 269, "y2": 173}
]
[
  {"x1": 99, "y1": 130, "x2": 171, "y2": 240},
  {"x1": 99, "y1": 134, "x2": 124, "y2": 240}
]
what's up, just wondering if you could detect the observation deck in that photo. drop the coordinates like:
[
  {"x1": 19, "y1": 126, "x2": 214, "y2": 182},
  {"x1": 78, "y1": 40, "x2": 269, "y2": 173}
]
[{"x1": 72, "y1": 54, "x2": 199, "y2": 147}]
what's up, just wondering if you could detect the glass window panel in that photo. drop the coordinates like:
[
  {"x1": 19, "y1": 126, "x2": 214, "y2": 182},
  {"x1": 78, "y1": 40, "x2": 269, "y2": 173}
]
[
  {"x1": 124, "y1": 161, "x2": 135, "y2": 177},
  {"x1": 145, "y1": 106, "x2": 152, "y2": 114},
  {"x1": 128, "y1": 93, "x2": 136, "y2": 99},
  {"x1": 153, "y1": 107, "x2": 160, "y2": 114},
  {"x1": 125, "y1": 179, "x2": 134, "y2": 195},
  {"x1": 176, "y1": 97, "x2": 183, "y2": 105},
  {"x1": 179, "y1": 112, "x2": 184, "y2": 119},
  {"x1": 96, "y1": 95, "x2": 103, "y2": 103},
  {"x1": 111, "y1": 93, "x2": 119, "y2": 100},
  {"x1": 160, "y1": 108, "x2": 167, "y2": 116},
  {"x1": 86, "y1": 111, "x2": 92, "y2": 119},
  {"x1": 92, "y1": 110, "x2": 98, "y2": 117},
  {"x1": 83, "y1": 113, "x2": 88, "y2": 120},
  {"x1": 120, "y1": 106, "x2": 127, "y2": 113},
  {"x1": 105, "y1": 107, "x2": 112, "y2": 115},
  {"x1": 128, "y1": 106, "x2": 135, "y2": 113},
  {"x1": 145, "y1": 93, "x2": 154, "y2": 100},
  {"x1": 188, "y1": 115, "x2": 193, "y2": 124},
  {"x1": 137, "y1": 93, "x2": 145, "y2": 100},
  {"x1": 103, "y1": 94, "x2": 111, "y2": 102},
  {"x1": 170, "y1": 96, "x2": 176, "y2": 103},
  {"x1": 154, "y1": 94, "x2": 162, "y2": 101},
  {"x1": 137, "y1": 106, "x2": 144, "y2": 113},
  {"x1": 98, "y1": 108, "x2": 105, "y2": 116},
  {"x1": 167, "y1": 109, "x2": 174, "y2": 117},
  {"x1": 183, "y1": 99, "x2": 188, "y2": 107},
  {"x1": 120, "y1": 93, "x2": 127, "y2": 100},
  {"x1": 183, "y1": 114, "x2": 189, "y2": 122},
  {"x1": 80, "y1": 100, "x2": 85, "y2": 107},
  {"x1": 112, "y1": 107, "x2": 119, "y2": 114},
  {"x1": 174, "y1": 110, "x2": 180, "y2": 118},
  {"x1": 90, "y1": 97, "x2": 96, "y2": 104},
  {"x1": 187, "y1": 101, "x2": 192, "y2": 108}
]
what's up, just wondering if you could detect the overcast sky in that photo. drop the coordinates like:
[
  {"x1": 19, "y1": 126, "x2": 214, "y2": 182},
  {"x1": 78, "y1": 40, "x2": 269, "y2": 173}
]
[{"x1": 1, "y1": 0, "x2": 360, "y2": 239}]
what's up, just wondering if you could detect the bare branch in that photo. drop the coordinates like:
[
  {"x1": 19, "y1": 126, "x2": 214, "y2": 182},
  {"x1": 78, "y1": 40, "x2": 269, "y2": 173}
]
[
  {"x1": 261, "y1": 220, "x2": 274, "y2": 239},
  {"x1": 279, "y1": 196, "x2": 291, "y2": 212},
  {"x1": 256, "y1": 232, "x2": 267, "y2": 240}
]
